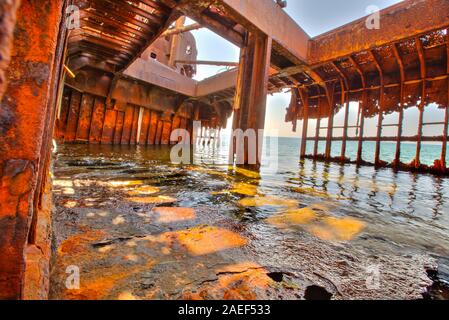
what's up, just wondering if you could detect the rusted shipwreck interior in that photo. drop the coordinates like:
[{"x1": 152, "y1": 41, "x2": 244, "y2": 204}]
[{"x1": 0, "y1": 0, "x2": 449, "y2": 300}]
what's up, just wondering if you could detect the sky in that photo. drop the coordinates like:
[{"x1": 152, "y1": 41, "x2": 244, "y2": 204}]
[{"x1": 186, "y1": 0, "x2": 446, "y2": 138}]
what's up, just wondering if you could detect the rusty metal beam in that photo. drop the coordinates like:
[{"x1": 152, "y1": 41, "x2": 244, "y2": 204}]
[
  {"x1": 308, "y1": 0, "x2": 449, "y2": 65},
  {"x1": 212, "y1": 0, "x2": 309, "y2": 63},
  {"x1": 162, "y1": 23, "x2": 202, "y2": 37}
]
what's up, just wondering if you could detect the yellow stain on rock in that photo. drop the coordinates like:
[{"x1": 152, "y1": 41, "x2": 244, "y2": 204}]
[
  {"x1": 165, "y1": 226, "x2": 248, "y2": 256},
  {"x1": 127, "y1": 196, "x2": 177, "y2": 204},
  {"x1": 213, "y1": 182, "x2": 259, "y2": 197},
  {"x1": 127, "y1": 185, "x2": 160, "y2": 196},
  {"x1": 238, "y1": 196, "x2": 298, "y2": 208},
  {"x1": 106, "y1": 180, "x2": 144, "y2": 188},
  {"x1": 228, "y1": 166, "x2": 261, "y2": 179},
  {"x1": 151, "y1": 207, "x2": 196, "y2": 223},
  {"x1": 266, "y1": 206, "x2": 365, "y2": 242}
]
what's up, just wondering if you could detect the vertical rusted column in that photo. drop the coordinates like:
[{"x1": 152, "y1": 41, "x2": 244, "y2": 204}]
[
  {"x1": 0, "y1": 0, "x2": 64, "y2": 299},
  {"x1": 393, "y1": 44, "x2": 405, "y2": 168},
  {"x1": 139, "y1": 109, "x2": 151, "y2": 146},
  {"x1": 155, "y1": 119, "x2": 164, "y2": 145},
  {"x1": 299, "y1": 88, "x2": 309, "y2": 159},
  {"x1": 371, "y1": 51, "x2": 384, "y2": 166},
  {"x1": 414, "y1": 38, "x2": 427, "y2": 168},
  {"x1": 325, "y1": 83, "x2": 335, "y2": 160},
  {"x1": 76, "y1": 94, "x2": 94, "y2": 142},
  {"x1": 161, "y1": 118, "x2": 173, "y2": 145},
  {"x1": 147, "y1": 111, "x2": 159, "y2": 145},
  {"x1": 65, "y1": 91, "x2": 81, "y2": 143},
  {"x1": 121, "y1": 105, "x2": 134, "y2": 145},
  {"x1": 314, "y1": 93, "x2": 321, "y2": 158},
  {"x1": 55, "y1": 88, "x2": 71, "y2": 140},
  {"x1": 113, "y1": 112, "x2": 125, "y2": 145},
  {"x1": 171, "y1": 115, "x2": 181, "y2": 144},
  {"x1": 231, "y1": 31, "x2": 272, "y2": 168},
  {"x1": 130, "y1": 106, "x2": 139, "y2": 145},
  {"x1": 89, "y1": 97, "x2": 106, "y2": 144},
  {"x1": 101, "y1": 109, "x2": 117, "y2": 145}
]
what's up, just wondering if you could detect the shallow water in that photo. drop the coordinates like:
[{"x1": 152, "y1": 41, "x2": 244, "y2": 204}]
[{"x1": 50, "y1": 138, "x2": 449, "y2": 300}]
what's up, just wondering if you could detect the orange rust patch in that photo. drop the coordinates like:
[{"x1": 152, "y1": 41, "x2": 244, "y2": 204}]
[{"x1": 58, "y1": 230, "x2": 106, "y2": 255}]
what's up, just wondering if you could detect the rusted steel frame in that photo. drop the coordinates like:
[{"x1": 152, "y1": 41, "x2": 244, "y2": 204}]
[
  {"x1": 298, "y1": 88, "x2": 309, "y2": 159},
  {"x1": 314, "y1": 88, "x2": 321, "y2": 158},
  {"x1": 0, "y1": 0, "x2": 64, "y2": 299},
  {"x1": 175, "y1": 60, "x2": 239, "y2": 67},
  {"x1": 370, "y1": 50, "x2": 385, "y2": 166},
  {"x1": 393, "y1": 43, "x2": 405, "y2": 167},
  {"x1": 297, "y1": 73, "x2": 448, "y2": 91},
  {"x1": 308, "y1": 0, "x2": 449, "y2": 65},
  {"x1": 324, "y1": 82, "x2": 336, "y2": 160},
  {"x1": 349, "y1": 56, "x2": 367, "y2": 165},
  {"x1": 163, "y1": 23, "x2": 202, "y2": 37},
  {"x1": 442, "y1": 29, "x2": 449, "y2": 169},
  {"x1": 415, "y1": 37, "x2": 427, "y2": 168}
]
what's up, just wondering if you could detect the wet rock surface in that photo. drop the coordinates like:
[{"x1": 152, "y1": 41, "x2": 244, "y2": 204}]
[{"x1": 49, "y1": 145, "x2": 446, "y2": 300}]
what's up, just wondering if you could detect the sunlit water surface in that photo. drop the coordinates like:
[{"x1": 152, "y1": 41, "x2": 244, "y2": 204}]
[{"x1": 53, "y1": 137, "x2": 449, "y2": 295}]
